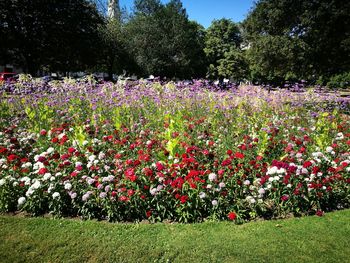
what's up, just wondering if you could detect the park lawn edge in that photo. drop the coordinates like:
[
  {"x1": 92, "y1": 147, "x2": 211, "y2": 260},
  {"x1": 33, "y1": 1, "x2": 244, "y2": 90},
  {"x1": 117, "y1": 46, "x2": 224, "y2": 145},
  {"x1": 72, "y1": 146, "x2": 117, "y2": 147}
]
[{"x1": 0, "y1": 209, "x2": 349, "y2": 263}]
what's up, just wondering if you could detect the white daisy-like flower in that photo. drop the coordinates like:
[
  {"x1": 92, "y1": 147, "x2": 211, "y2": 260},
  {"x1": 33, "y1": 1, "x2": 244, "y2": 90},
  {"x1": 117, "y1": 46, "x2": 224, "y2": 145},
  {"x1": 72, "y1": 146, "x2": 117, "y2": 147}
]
[
  {"x1": 18, "y1": 197, "x2": 26, "y2": 206},
  {"x1": 326, "y1": 146, "x2": 333, "y2": 153},
  {"x1": 52, "y1": 192, "x2": 60, "y2": 199},
  {"x1": 0, "y1": 179, "x2": 5, "y2": 186},
  {"x1": 64, "y1": 183, "x2": 72, "y2": 190},
  {"x1": 47, "y1": 147, "x2": 55, "y2": 154},
  {"x1": 243, "y1": 180, "x2": 250, "y2": 186},
  {"x1": 258, "y1": 188, "x2": 265, "y2": 195},
  {"x1": 208, "y1": 173, "x2": 217, "y2": 181},
  {"x1": 219, "y1": 182, "x2": 226, "y2": 188}
]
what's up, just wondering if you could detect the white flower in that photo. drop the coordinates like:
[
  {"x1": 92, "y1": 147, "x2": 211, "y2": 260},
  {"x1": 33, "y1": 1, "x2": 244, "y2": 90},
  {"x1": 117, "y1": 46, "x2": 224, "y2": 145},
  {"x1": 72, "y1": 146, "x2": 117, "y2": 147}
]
[
  {"x1": 150, "y1": 188, "x2": 158, "y2": 196},
  {"x1": 258, "y1": 188, "x2": 265, "y2": 195},
  {"x1": 0, "y1": 179, "x2": 5, "y2": 186},
  {"x1": 301, "y1": 168, "x2": 308, "y2": 174},
  {"x1": 326, "y1": 146, "x2": 333, "y2": 153},
  {"x1": 87, "y1": 178, "x2": 95, "y2": 185},
  {"x1": 98, "y1": 152, "x2": 106, "y2": 160},
  {"x1": 211, "y1": 200, "x2": 218, "y2": 206},
  {"x1": 47, "y1": 147, "x2": 55, "y2": 154},
  {"x1": 267, "y1": 166, "x2": 278, "y2": 175},
  {"x1": 277, "y1": 168, "x2": 286, "y2": 174},
  {"x1": 18, "y1": 197, "x2": 26, "y2": 206},
  {"x1": 246, "y1": 196, "x2": 256, "y2": 204},
  {"x1": 31, "y1": 180, "x2": 41, "y2": 189},
  {"x1": 43, "y1": 173, "x2": 51, "y2": 181},
  {"x1": 88, "y1": 155, "x2": 96, "y2": 162},
  {"x1": 26, "y1": 188, "x2": 34, "y2": 197},
  {"x1": 219, "y1": 182, "x2": 226, "y2": 188},
  {"x1": 64, "y1": 183, "x2": 72, "y2": 190},
  {"x1": 336, "y1": 132, "x2": 344, "y2": 140},
  {"x1": 295, "y1": 153, "x2": 303, "y2": 158},
  {"x1": 206, "y1": 184, "x2": 212, "y2": 189},
  {"x1": 99, "y1": 192, "x2": 107, "y2": 199},
  {"x1": 208, "y1": 173, "x2": 217, "y2": 181},
  {"x1": 243, "y1": 180, "x2": 251, "y2": 186},
  {"x1": 52, "y1": 192, "x2": 60, "y2": 199},
  {"x1": 199, "y1": 192, "x2": 206, "y2": 199}
]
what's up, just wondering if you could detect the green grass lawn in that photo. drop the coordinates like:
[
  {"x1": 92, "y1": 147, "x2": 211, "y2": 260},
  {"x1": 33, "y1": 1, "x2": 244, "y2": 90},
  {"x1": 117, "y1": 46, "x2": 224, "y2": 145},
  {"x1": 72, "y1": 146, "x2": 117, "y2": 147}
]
[{"x1": 1, "y1": 210, "x2": 349, "y2": 263}]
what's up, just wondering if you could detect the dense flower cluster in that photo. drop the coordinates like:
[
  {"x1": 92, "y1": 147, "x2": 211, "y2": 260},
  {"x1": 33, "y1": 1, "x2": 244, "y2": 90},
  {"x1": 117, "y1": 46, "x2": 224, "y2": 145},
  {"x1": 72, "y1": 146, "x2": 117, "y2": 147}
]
[{"x1": 0, "y1": 81, "x2": 349, "y2": 223}]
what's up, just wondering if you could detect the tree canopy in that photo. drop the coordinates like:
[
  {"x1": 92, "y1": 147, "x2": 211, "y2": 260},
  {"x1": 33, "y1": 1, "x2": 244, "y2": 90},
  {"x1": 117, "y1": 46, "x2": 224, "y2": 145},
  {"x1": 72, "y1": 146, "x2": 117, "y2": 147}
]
[
  {"x1": 1, "y1": 0, "x2": 349, "y2": 85},
  {"x1": 0, "y1": 0, "x2": 103, "y2": 74}
]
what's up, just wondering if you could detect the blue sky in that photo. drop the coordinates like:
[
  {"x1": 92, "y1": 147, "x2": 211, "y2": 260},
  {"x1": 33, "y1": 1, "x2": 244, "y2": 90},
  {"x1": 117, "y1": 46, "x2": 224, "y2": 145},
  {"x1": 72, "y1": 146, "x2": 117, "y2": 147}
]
[{"x1": 119, "y1": 0, "x2": 256, "y2": 28}]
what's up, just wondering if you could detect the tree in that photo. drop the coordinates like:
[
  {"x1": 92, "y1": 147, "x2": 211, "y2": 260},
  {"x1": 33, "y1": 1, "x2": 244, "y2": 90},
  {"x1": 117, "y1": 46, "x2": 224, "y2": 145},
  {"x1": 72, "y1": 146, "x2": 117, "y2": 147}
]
[
  {"x1": 217, "y1": 48, "x2": 248, "y2": 81},
  {"x1": 126, "y1": 0, "x2": 206, "y2": 78},
  {"x1": 246, "y1": 35, "x2": 309, "y2": 84},
  {"x1": 204, "y1": 19, "x2": 243, "y2": 79},
  {"x1": 0, "y1": 0, "x2": 103, "y2": 75},
  {"x1": 243, "y1": 0, "x2": 350, "y2": 82}
]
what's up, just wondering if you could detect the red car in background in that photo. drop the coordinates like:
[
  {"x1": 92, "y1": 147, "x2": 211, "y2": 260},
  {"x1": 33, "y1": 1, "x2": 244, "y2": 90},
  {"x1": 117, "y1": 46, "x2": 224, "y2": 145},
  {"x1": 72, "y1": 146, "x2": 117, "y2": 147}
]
[{"x1": 0, "y1": 72, "x2": 16, "y2": 82}]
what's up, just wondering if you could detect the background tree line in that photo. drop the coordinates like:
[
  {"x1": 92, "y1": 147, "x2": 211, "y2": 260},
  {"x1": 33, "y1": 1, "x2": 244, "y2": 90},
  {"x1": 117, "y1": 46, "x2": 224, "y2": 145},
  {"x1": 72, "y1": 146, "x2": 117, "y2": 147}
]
[{"x1": 1, "y1": 0, "x2": 349, "y2": 86}]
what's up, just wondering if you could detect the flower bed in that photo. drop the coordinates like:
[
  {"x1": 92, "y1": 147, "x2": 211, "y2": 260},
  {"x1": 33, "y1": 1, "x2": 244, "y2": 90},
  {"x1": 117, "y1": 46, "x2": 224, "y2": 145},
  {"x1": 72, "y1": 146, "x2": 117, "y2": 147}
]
[{"x1": 0, "y1": 80, "x2": 349, "y2": 222}]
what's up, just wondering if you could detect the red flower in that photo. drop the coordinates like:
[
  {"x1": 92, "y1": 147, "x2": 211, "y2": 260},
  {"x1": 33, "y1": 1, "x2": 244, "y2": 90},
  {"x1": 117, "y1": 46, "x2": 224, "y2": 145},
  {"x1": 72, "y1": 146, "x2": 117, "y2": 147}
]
[
  {"x1": 227, "y1": 149, "x2": 233, "y2": 155},
  {"x1": 303, "y1": 161, "x2": 312, "y2": 168},
  {"x1": 40, "y1": 129, "x2": 47, "y2": 136},
  {"x1": 256, "y1": 155, "x2": 263, "y2": 161},
  {"x1": 281, "y1": 195, "x2": 289, "y2": 202},
  {"x1": 119, "y1": 196, "x2": 129, "y2": 202},
  {"x1": 146, "y1": 210, "x2": 152, "y2": 218},
  {"x1": 38, "y1": 167, "x2": 48, "y2": 175},
  {"x1": 180, "y1": 195, "x2": 188, "y2": 204},
  {"x1": 228, "y1": 212, "x2": 237, "y2": 221},
  {"x1": 7, "y1": 154, "x2": 18, "y2": 162},
  {"x1": 235, "y1": 152, "x2": 245, "y2": 159},
  {"x1": 114, "y1": 153, "x2": 122, "y2": 159},
  {"x1": 316, "y1": 210, "x2": 324, "y2": 217},
  {"x1": 156, "y1": 162, "x2": 164, "y2": 171},
  {"x1": 0, "y1": 147, "x2": 8, "y2": 154},
  {"x1": 68, "y1": 147, "x2": 76, "y2": 153}
]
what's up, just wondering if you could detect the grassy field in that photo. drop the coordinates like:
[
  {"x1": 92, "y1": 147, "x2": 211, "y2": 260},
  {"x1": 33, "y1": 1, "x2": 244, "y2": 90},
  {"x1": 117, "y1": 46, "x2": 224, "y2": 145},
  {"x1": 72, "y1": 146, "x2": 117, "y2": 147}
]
[{"x1": 0, "y1": 210, "x2": 349, "y2": 263}]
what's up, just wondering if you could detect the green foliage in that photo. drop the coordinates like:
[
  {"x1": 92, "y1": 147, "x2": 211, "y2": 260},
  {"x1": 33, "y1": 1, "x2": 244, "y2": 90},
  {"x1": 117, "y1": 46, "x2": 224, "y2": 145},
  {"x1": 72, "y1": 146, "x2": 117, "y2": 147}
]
[
  {"x1": 204, "y1": 19, "x2": 243, "y2": 79},
  {"x1": 327, "y1": 72, "x2": 350, "y2": 89},
  {"x1": 0, "y1": 0, "x2": 103, "y2": 74},
  {"x1": 217, "y1": 48, "x2": 248, "y2": 81},
  {"x1": 243, "y1": 0, "x2": 350, "y2": 83},
  {"x1": 126, "y1": 0, "x2": 206, "y2": 78},
  {"x1": 246, "y1": 35, "x2": 309, "y2": 84}
]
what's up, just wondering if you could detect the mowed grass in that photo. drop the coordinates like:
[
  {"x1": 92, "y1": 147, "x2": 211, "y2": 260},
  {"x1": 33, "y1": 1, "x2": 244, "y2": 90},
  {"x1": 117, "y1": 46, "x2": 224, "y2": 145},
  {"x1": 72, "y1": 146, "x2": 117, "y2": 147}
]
[{"x1": 0, "y1": 210, "x2": 349, "y2": 263}]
